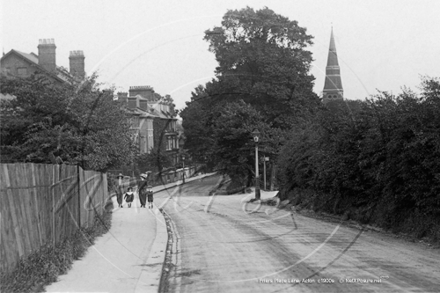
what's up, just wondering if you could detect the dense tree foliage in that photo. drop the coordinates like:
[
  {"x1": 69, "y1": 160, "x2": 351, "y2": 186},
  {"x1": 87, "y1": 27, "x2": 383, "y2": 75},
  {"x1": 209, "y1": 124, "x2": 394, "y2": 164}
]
[
  {"x1": 203, "y1": 6, "x2": 320, "y2": 128},
  {"x1": 211, "y1": 100, "x2": 269, "y2": 182},
  {"x1": 181, "y1": 7, "x2": 320, "y2": 182},
  {"x1": 277, "y1": 77, "x2": 440, "y2": 240},
  {"x1": 135, "y1": 147, "x2": 173, "y2": 173},
  {"x1": 0, "y1": 73, "x2": 135, "y2": 171}
]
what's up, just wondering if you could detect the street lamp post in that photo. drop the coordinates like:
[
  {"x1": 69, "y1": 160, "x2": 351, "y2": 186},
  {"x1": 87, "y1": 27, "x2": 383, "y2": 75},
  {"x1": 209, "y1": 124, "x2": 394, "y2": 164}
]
[{"x1": 252, "y1": 130, "x2": 261, "y2": 200}]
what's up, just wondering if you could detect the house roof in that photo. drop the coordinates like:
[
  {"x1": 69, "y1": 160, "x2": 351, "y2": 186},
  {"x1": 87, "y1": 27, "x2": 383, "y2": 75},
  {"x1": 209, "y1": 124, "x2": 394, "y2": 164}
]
[
  {"x1": 123, "y1": 93, "x2": 176, "y2": 120},
  {"x1": 1, "y1": 49, "x2": 74, "y2": 84},
  {"x1": 125, "y1": 107, "x2": 157, "y2": 118},
  {"x1": 14, "y1": 50, "x2": 39, "y2": 64},
  {"x1": 124, "y1": 105, "x2": 176, "y2": 120}
]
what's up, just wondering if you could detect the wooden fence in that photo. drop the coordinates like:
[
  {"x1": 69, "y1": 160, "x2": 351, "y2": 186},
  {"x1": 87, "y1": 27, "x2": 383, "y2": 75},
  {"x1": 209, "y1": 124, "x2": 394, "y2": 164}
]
[{"x1": 0, "y1": 163, "x2": 108, "y2": 274}]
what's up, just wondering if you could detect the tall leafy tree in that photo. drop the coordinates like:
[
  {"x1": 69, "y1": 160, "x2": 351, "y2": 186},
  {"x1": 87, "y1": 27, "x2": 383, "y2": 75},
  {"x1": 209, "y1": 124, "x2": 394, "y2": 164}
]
[
  {"x1": 0, "y1": 74, "x2": 135, "y2": 171},
  {"x1": 203, "y1": 6, "x2": 320, "y2": 128},
  {"x1": 182, "y1": 7, "x2": 320, "y2": 181},
  {"x1": 211, "y1": 100, "x2": 268, "y2": 181},
  {"x1": 135, "y1": 147, "x2": 173, "y2": 173}
]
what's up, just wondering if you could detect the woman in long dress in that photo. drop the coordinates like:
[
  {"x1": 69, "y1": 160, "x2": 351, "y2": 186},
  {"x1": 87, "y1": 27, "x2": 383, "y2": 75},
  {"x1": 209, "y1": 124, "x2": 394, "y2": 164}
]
[
  {"x1": 116, "y1": 185, "x2": 124, "y2": 208},
  {"x1": 138, "y1": 174, "x2": 148, "y2": 208}
]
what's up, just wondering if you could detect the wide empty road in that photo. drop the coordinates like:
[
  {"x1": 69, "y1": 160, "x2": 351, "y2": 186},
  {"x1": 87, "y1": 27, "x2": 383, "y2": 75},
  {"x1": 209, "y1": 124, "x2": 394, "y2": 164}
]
[{"x1": 155, "y1": 175, "x2": 440, "y2": 293}]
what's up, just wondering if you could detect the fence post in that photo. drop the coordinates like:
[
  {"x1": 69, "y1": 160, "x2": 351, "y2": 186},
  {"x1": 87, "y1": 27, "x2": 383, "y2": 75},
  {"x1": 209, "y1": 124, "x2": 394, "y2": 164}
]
[
  {"x1": 52, "y1": 165, "x2": 56, "y2": 246},
  {"x1": 77, "y1": 164, "x2": 81, "y2": 228}
]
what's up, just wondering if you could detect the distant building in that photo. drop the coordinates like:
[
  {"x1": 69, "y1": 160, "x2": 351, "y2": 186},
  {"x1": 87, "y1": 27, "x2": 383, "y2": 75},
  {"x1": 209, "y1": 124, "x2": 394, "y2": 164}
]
[
  {"x1": 322, "y1": 28, "x2": 343, "y2": 103},
  {"x1": 0, "y1": 39, "x2": 85, "y2": 84},
  {"x1": 118, "y1": 86, "x2": 180, "y2": 165}
]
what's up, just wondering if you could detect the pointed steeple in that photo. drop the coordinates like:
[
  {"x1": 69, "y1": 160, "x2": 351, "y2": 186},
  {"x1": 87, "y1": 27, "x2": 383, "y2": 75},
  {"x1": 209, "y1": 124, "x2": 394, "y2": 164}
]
[{"x1": 323, "y1": 27, "x2": 343, "y2": 102}]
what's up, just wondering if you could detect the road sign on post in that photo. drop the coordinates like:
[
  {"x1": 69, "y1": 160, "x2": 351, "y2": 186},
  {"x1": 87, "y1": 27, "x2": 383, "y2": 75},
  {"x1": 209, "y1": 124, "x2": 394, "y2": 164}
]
[{"x1": 263, "y1": 157, "x2": 269, "y2": 190}]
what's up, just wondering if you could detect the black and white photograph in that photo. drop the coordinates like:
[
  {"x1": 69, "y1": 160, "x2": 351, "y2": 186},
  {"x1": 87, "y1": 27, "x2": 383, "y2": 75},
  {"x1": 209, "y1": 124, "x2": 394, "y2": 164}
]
[{"x1": 1, "y1": 0, "x2": 439, "y2": 292}]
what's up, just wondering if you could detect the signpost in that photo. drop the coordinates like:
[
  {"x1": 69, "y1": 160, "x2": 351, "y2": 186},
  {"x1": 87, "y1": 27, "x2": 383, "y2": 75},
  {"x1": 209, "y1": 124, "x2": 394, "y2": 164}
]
[{"x1": 263, "y1": 157, "x2": 269, "y2": 190}]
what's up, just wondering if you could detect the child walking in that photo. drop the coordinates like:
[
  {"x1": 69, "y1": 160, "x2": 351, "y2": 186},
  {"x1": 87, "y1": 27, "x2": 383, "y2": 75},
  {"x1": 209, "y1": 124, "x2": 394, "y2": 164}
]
[
  {"x1": 123, "y1": 187, "x2": 134, "y2": 208},
  {"x1": 147, "y1": 186, "x2": 154, "y2": 209}
]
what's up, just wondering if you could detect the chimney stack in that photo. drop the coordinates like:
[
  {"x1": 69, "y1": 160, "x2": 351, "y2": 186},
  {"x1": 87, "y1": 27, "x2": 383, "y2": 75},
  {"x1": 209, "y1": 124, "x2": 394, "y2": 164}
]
[
  {"x1": 129, "y1": 86, "x2": 154, "y2": 99},
  {"x1": 38, "y1": 39, "x2": 56, "y2": 72},
  {"x1": 69, "y1": 50, "x2": 85, "y2": 79}
]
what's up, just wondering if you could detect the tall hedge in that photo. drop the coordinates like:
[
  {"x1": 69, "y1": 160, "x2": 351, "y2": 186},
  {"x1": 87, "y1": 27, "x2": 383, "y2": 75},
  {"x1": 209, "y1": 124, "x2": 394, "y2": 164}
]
[{"x1": 277, "y1": 77, "x2": 440, "y2": 240}]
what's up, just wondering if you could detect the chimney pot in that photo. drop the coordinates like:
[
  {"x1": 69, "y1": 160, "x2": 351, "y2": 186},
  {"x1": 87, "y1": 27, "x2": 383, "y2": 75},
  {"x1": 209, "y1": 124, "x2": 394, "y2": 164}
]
[{"x1": 129, "y1": 85, "x2": 154, "y2": 99}]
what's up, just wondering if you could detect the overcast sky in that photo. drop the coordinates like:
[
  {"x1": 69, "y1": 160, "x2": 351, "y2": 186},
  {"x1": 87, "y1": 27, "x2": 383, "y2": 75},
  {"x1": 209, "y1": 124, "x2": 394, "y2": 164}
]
[{"x1": 2, "y1": 0, "x2": 439, "y2": 110}]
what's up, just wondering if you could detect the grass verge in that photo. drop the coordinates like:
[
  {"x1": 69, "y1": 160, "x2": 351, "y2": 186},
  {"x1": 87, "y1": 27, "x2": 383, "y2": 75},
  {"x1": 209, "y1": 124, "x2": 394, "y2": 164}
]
[
  {"x1": 0, "y1": 207, "x2": 113, "y2": 293},
  {"x1": 263, "y1": 191, "x2": 440, "y2": 247}
]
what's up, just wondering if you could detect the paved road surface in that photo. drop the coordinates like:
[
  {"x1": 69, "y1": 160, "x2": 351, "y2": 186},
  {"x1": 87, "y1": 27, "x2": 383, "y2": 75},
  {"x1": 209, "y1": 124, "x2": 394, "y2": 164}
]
[{"x1": 156, "y1": 175, "x2": 440, "y2": 293}]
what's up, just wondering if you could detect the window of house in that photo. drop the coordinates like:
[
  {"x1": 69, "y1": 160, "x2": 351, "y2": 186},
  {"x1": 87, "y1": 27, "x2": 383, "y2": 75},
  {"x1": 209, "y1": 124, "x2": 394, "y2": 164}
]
[{"x1": 166, "y1": 136, "x2": 173, "y2": 151}]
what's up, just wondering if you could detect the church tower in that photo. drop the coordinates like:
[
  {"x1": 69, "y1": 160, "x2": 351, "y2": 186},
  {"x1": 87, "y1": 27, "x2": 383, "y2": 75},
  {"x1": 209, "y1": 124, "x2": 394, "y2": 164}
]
[{"x1": 323, "y1": 27, "x2": 343, "y2": 102}]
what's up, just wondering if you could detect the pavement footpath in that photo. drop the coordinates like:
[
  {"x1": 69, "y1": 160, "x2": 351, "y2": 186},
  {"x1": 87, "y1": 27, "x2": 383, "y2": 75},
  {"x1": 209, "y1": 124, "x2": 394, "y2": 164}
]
[{"x1": 44, "y1": 174, "x2": 209, "y2": 293}]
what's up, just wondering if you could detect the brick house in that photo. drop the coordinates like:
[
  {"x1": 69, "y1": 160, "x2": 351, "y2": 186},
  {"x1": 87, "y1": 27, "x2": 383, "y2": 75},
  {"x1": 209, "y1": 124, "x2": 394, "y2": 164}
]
[
  {"x1": 118, "y1": 86, "x2": 180, "y2": 165},
  {"x1": 0, "y1": 39, "x2": 85, "y2": 84}
]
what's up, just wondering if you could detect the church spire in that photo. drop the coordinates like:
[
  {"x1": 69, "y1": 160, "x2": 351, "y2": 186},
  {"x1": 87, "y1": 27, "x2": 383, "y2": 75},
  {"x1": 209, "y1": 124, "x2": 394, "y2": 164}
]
[{"x1": 323, "y1": 27, "x2": 343, "y2": 102}]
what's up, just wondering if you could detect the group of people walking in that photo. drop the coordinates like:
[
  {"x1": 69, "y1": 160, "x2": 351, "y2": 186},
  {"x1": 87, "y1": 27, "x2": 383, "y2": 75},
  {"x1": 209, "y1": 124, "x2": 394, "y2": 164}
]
[{"x1": 115, "y1": 172, "x2": 154, "y2": 209}]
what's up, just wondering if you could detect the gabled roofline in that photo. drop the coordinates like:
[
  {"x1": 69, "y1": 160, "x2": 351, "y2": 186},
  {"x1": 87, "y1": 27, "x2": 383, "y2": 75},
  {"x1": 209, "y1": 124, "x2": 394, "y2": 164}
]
[
  {"x1": 1, "y1": 49, "x2": 72, "y2": 84},
  {"x1": 1, "y1": 49, "x2": 38, "y2": 66}
]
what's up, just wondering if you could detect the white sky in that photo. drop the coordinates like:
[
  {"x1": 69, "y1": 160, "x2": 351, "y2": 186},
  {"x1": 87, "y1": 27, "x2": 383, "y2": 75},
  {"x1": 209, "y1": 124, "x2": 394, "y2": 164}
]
[{"x1": 1, "y1": 0, "x2": 439, "y2": 110}]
